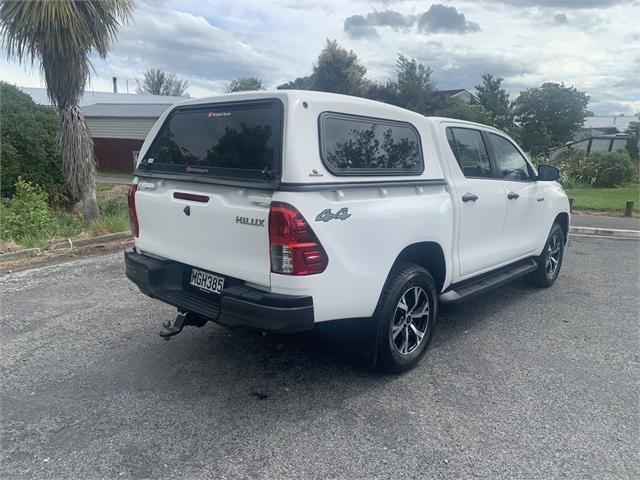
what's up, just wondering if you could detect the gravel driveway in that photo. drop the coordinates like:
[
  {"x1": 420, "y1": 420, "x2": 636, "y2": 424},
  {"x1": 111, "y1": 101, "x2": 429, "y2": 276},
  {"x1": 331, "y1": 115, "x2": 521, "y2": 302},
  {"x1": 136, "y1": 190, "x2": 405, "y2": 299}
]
[{"x1": 1, "y1": 235, "x2": 638, "y2": 479}]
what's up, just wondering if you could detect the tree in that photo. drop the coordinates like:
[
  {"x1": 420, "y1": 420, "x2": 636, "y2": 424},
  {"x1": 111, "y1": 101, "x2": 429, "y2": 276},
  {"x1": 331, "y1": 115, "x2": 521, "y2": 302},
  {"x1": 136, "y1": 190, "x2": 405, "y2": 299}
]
[
  {"x1": 513, "y1": 82, "x2": 589, "y2": 154},
  {"x1": 1, "y1": 0, "x2": 133, "y2": 221},
  {"x1": 395, "y1": 54, "x2": 438, "y2": 114},
  {"x1": 623, "y1": 114, "x2": 639, "y2": 161},
  {"x1": 136, "y1": 68, "x2": 189, "y2": 96},
  {"x1": 0, "y1": 82, "x2": 72, "y2": 205},
  {"x1": 311, "y1": 39, "x2": 367, "y2": 96},
  {"x1": 475, "y1": 73, "x2": 512, "y2": 129},
  {"x1": 225, "y1": 76, "x2": 265, "y2": 93},
  {"x1": 277, "y1": 75, "x2": 314, "y2": 90},
  {"x1": 436, "y1": 97, "x2": 493, "y2": 125},
  {"x1": 364, "y1": 80, "x2": 400, "y2": 106}
]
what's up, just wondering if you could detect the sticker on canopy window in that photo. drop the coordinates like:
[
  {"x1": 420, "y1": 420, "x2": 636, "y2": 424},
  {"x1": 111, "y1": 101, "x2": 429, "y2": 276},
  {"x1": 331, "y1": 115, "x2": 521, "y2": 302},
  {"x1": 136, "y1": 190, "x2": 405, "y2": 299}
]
[
  {"x1": 147, "y1": 158, "x2": 154, "y2": 163},
  {"x1": 185, "y1": 166, "x2": 209, "y2": 174},
  {"x1": 208, "y1": 112, "x2": 231, "y2": 118}
]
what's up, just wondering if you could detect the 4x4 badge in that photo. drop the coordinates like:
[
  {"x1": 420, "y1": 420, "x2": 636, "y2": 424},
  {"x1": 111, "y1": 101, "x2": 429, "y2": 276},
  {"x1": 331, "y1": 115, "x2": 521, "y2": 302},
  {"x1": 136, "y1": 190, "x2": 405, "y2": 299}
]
[{"x1": 315, "y1": 208, "x2": 351, "y2": 222}]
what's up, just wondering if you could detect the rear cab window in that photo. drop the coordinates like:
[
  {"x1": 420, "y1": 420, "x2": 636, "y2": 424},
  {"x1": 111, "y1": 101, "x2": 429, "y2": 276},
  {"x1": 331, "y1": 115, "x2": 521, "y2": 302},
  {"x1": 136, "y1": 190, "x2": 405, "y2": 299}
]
[
  {"x1": 446, "y1": 127, "x2": 492, "y2": 178},
  {"x1": 137, "y1": 99, "x2": 283, "y2": 184},
  {"x1": 319, "y1": 112, "x2": 423, "y2": 175}
]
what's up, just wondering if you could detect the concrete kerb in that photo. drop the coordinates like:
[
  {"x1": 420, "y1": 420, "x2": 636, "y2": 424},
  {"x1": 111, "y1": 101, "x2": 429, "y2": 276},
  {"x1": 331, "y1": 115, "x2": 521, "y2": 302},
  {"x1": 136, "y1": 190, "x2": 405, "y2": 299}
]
[
  {"x1": 0, "y1": 248, "x2": 41, "y2": 262},
  {"x1": 569, "y1": 226, "x2": 640, "y2": 238},
  {"x1": 48, "y1": 232, "x2": 133, "y2": 251}
]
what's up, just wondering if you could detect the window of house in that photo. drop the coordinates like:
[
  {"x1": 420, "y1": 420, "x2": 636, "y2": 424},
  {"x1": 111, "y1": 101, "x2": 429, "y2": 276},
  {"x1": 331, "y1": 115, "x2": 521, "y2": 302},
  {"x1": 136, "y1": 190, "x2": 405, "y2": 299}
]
[{"x1": 589, "y1": 138, "x2": 612, "y2": 153}]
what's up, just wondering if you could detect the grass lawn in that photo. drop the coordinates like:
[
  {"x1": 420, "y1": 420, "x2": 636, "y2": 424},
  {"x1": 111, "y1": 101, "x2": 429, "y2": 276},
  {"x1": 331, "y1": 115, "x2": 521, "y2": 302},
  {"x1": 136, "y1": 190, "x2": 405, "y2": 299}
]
[
  {"x1": 566, "y1": 183, "x2": 640, "y2": 214},
  {"x1": 96, "y1": 183, "x2": 116, "y2": 192},
  {"x1": 97, "y1": 170, "x2": 134, "y2": 179}
]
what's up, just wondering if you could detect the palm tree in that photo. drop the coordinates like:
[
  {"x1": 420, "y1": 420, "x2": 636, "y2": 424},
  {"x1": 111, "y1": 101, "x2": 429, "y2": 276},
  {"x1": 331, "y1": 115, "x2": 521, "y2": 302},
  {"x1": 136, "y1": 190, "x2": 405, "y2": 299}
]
[
  {"x1": 312, "y1": 39, "x2": 367, "y2": 96},
  {"x1": 0, "y1": 0, "x2": 133, "y2": 221}
]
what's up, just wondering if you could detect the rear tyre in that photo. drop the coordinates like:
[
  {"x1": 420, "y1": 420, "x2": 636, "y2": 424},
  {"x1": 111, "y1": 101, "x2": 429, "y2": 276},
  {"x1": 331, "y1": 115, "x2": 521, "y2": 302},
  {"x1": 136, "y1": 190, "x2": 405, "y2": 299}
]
[
  {"x1": 526, "y1": 222, "x2": 565, "y2": 288},
  {"x1": 374, "y1": 263, "x2": 438, "y2": 373}
]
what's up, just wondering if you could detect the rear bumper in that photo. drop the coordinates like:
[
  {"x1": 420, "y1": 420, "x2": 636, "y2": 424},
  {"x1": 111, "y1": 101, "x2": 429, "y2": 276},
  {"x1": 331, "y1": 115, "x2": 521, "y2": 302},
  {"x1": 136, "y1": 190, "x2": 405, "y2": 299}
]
[{"x1": 124, "y1": 248, "x2": 314, "y2": 333}]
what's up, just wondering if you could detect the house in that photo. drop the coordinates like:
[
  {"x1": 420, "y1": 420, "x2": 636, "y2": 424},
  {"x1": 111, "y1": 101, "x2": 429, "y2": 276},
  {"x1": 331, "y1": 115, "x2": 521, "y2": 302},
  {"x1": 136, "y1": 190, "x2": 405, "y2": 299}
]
[
  {"x1": 435, "y1": 89, "x2": 479, "y2": 104},
  {"x1": 82, "y1": 103, "x2": 174, "y2": 173},
  {"x1": 549, "y1": 114, "x2": 635, "y2": 158},
  {"x1": 21, "y1": 86, "x2": 186, "y2": 174}
]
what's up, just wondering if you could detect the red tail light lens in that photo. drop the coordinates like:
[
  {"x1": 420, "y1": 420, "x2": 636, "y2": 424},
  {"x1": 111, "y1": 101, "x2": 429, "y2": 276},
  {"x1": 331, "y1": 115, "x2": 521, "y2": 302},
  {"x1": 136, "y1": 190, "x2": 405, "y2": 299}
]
[
  {"x1": 269, "y1": 202, "x2": 328, "y2": 275},
  {"x1": 128, "y1": 184, "x2": 139, "y2": 237}
]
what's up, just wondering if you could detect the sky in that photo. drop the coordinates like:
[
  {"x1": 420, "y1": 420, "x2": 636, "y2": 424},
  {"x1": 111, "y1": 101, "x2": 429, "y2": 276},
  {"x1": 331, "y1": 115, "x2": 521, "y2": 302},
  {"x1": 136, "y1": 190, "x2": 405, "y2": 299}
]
[{"x1": 1, "y1": 0, "x2": 639, "y2": 115}]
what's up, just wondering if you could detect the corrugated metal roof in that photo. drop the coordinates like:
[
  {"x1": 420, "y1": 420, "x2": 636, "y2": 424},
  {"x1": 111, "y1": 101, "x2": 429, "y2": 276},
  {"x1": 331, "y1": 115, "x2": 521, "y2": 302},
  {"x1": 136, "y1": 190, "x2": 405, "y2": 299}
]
[
  {"x1": 584, "y1": 115, "x2": 636, "y2": 132},
  {"x1": 20, "y1": 86, "x2": 187, "y2": 107},
  {"x1": 81, "y1": 103, "x2": 173, "y2": 118}
]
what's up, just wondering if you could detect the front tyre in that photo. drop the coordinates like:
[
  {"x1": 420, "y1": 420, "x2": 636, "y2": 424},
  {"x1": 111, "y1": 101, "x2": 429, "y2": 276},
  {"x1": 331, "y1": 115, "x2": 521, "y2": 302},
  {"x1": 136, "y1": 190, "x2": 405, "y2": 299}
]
[
  {"x1": 526, "y1": 222, "x2": 565, "y2": 288},
  {"x1": 375, "y1": 263, "x2": 438, "y2": 373}
]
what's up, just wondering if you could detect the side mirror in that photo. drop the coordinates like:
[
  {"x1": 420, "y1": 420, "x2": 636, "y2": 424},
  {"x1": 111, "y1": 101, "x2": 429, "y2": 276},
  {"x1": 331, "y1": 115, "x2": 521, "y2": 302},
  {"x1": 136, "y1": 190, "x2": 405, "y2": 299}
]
[{"x1": 537, "y1": 164, "x2": 560, "y2": 182}]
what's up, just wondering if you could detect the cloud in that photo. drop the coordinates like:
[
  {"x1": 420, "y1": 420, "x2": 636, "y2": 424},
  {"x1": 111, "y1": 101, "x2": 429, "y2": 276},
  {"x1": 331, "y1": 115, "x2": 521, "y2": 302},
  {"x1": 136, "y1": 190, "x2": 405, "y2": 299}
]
[
  {"x1": 417, "y1": 4, "x2": 480, "y2": 34},
  {"x1": 344, "y1": 15, "x2": 379, "y2": 39},
  {"x1": 492, "y1": 0, "x2": 633, "y2": 8},
  {"x1": 367, "y1": 10, "x2": 415, "y2": 30},
  {"x1": 107, "y1": 1, "x2": 281, "y2": 88},
  {"x1": 553, "y1": 13, "x2": 569, "y2": 24},
  {"x1": 5, "y1": 0, "x2": 639, "y2": 115},
  {"x1": 588, "y1": 99, "x2": 640, "y2": 115}
]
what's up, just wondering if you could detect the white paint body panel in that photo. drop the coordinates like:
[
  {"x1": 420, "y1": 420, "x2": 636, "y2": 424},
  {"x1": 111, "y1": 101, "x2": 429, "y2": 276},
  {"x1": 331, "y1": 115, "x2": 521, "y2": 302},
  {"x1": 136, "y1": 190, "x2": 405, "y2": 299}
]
[{"x1": 132, "y1": 91, "x2": 570, "y2": 323}]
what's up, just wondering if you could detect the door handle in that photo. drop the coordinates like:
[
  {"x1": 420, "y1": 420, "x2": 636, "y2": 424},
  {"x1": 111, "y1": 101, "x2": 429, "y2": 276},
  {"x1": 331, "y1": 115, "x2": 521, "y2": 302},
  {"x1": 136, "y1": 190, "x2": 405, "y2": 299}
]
[
  {"x1": 462, "y1": 193, "x2": 479, "y2": 203},
  {"x1": 507, "y1": 191, "x2": 520, "y2": 200}
]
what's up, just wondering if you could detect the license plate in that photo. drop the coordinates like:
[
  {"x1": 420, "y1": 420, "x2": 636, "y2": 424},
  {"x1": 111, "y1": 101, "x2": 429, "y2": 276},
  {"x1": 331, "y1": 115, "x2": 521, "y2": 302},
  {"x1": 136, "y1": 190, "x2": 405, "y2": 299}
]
[{"x1": 189, "y1": 268, "x2": 224, "y2": 294}]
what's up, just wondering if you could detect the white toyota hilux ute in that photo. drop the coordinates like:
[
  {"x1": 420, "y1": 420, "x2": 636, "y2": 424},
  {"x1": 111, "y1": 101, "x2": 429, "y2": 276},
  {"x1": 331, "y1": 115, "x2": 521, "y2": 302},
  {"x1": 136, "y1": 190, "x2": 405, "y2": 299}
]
[{"x1": 125, "y1": 90, "x2": 570, "y2": 372}]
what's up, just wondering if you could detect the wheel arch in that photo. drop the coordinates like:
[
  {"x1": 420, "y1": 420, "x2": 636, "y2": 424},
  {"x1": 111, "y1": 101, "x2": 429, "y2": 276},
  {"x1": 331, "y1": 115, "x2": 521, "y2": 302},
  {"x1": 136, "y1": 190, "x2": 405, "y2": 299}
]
[{"x1": 390, "y1": 242, "x2": 448, "y2": 293}]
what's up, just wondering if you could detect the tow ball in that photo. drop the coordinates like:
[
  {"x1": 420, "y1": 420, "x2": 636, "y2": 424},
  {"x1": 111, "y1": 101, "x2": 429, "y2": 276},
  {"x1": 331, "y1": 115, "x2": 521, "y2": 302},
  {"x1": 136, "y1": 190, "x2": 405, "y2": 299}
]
[{"x1": 159, "y1": 311, "x2": 208, "y2": 340}]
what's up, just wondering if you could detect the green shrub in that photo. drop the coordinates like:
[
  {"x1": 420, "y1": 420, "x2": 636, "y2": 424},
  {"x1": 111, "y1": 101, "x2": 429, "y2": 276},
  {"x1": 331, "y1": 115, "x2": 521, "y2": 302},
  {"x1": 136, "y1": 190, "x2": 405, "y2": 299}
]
[
  {"x1": 0, "y1": 82, "x2": 74, "y2": 206},
  {"x1": 545, "y1": 148, "x2": 636, "y2": 188},
  {"x1": 535, "y1": 150, "x2": 581, "y2": 187},
  {"x1": 1, "y1": 178, "x2": 53, "y2": 240},
  {"x1": 586, "y1": 150, "x2": 636, "y2": 187}
]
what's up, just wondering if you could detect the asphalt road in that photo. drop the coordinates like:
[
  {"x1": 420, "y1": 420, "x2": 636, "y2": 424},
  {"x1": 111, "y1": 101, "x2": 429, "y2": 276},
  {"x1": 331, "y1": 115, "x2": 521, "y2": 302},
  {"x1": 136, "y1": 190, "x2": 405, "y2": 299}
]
[
  {"x1": 571, "y1": 214, "x2": 640, "y2": 231},
  {"x1": 1, "y1": 236, "x2": 639, "y2": 479}
]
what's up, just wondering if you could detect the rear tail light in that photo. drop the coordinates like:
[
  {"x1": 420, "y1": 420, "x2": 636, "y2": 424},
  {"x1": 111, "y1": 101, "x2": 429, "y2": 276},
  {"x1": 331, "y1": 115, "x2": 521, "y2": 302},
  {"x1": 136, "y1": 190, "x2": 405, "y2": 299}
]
[
  {"x1": 269, "y1": 202, "x2": 328, "y2": 275},
  {"x1": 128, "y1": 184, "x2": 139, "y2": 237}
]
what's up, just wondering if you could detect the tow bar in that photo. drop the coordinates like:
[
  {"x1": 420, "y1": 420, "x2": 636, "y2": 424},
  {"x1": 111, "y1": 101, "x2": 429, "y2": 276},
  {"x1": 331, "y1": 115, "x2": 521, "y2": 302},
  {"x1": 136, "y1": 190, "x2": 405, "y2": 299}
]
[{"x1": 159, "y1": 311, "x2": 208, "y2": 340}]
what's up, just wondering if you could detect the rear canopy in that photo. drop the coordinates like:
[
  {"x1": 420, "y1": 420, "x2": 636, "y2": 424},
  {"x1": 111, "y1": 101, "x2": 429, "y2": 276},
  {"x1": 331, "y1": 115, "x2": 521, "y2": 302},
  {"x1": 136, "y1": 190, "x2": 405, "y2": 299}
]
[{"x1": 138, "y1": 98, "x2": 283, "y2": 183}]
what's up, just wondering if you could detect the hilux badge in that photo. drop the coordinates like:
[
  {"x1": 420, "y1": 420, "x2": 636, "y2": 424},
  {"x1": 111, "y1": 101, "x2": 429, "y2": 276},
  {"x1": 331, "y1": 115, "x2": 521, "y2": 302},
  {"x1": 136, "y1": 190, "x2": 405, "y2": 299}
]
[{"x1": 236, "y1": 216, "x2": 265, "y2": 227}]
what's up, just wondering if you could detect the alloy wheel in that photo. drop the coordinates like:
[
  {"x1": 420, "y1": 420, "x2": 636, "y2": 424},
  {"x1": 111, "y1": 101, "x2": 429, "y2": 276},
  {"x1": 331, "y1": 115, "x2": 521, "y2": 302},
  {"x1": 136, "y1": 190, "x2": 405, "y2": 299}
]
[
  {"x1": 545, "y1": 232, "x2": 562, "y2": 277},
  {"x1": 391, "y1": 286, "x2": 430, "y2": 355}
]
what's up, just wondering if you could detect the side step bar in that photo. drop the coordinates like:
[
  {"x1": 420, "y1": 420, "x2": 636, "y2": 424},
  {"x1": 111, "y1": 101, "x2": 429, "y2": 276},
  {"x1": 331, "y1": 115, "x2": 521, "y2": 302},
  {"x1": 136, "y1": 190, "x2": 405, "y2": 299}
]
[{"x1": 440, "y1": 258, "x2": 538, "y2": 304}]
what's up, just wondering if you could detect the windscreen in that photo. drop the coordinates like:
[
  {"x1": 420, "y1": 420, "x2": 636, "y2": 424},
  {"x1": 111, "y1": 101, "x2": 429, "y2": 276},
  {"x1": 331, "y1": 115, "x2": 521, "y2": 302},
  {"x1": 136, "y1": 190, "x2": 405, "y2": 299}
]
[{"x1": 139, "y1": 99, "x2": 283, "y2": 181}]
